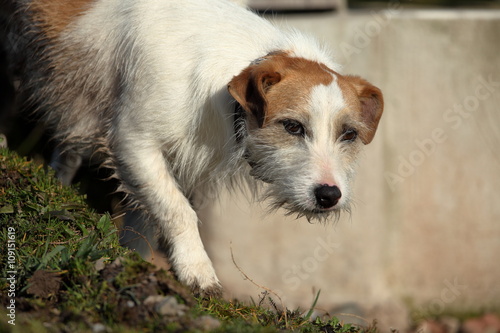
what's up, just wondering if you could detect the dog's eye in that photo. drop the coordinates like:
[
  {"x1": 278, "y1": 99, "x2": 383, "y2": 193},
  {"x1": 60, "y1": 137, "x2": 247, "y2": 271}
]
[
  {"x1": 282, "y1": 119, "x2": 305, "y2": 137},
  {"x1": 341, "y1": 129, "x2": 358, "y2": 142}
]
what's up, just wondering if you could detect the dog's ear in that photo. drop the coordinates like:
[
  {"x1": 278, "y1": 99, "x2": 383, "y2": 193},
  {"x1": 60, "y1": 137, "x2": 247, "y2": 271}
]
[
  {"x1": 345, "y1": 76, "x2": 384, "y2": 144},
  {"x1": 228, "y1": 67, "x2": 282, "y2": 128}
]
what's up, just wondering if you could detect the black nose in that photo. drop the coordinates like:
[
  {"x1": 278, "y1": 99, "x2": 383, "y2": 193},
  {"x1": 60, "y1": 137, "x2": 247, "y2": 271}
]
[{"x1": 314, "y1": 185, "x2": 342, "y2": 209}]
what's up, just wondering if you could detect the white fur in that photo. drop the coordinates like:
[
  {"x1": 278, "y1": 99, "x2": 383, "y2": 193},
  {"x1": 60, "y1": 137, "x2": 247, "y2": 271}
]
[{"x1": 308, "y1": 81, "x2": 354, "y2": 207}]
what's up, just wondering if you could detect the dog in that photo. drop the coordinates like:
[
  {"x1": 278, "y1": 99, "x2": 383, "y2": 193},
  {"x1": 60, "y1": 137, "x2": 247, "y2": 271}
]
[{"x1": 9, "y1": 0, "x2": 383, "y2": 296}]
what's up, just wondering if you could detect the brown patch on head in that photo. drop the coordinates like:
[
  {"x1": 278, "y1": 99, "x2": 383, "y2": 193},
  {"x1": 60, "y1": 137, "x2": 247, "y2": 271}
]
[
  {"x1": 336, "y1": 75, "x2": 384, "y2": 144},
  {"x1": 29, "y1": 0, "x2": 95, "y2": 39},
  {"x1": 228, "y1": 52, "x2": 334, "y2": 129}
]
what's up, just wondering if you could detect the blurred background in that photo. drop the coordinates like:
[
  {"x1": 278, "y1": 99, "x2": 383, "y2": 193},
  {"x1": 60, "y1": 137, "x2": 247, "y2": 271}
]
[{"x1": 1, "y1": 0, "x2": 499, "y2": 331}]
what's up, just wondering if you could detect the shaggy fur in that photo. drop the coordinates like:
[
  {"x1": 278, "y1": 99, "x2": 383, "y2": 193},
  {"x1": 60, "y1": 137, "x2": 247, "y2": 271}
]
[{"x1": 8, "y1": 0, "x2": 383, "y2": 295}]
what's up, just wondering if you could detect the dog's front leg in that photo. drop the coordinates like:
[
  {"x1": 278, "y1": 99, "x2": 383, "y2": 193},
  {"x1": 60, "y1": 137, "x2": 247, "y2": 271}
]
[{"x1": 114, "y1": 140, "x2": 222, "y2": 296}]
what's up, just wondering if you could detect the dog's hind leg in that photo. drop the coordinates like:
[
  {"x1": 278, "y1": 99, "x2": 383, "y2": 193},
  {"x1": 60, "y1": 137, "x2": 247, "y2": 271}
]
[
  {"x1": 113, "y1": 139, "x2": 222, "y2": 297},
  {"x1": 49, "y1": 147, "x2": 83, "y2": 186}
]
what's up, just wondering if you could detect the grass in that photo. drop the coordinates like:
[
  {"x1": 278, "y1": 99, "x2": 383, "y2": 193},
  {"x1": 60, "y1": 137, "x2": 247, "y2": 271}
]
[{"x1": 0, "y1": 148, "x2": 378, "y2": 332}]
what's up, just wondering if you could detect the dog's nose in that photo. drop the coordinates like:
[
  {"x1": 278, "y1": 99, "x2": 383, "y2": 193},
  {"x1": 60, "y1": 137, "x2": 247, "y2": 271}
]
[{"x1": 314, "y1": 185, "x2": 342, "y2": 209}]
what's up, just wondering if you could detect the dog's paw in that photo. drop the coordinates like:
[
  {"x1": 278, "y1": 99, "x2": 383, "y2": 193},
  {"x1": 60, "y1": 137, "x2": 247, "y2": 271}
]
[
  {"x1": 191, "y1": 282, "x2": 223, "y2": 299},
  {"x1": 182, "y1": 272, "x2": 223, "y2": 299},
  {"x1": 173, "y1": 251, "x2": 222, "y2": 298}
]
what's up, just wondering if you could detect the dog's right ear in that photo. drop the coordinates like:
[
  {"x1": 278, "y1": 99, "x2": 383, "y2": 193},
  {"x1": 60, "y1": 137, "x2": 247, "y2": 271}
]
[
  {"x1": 344, "y1": 75, "x2": 384, "y2": 144},
  {"x1": 228, "y1": 67, "x2": 281, "y2": 128}
]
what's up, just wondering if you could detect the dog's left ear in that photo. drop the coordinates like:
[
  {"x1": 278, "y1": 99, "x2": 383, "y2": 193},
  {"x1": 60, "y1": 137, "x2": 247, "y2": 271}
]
[
  {"x1": 345, "y1": 76, "x2": 384, "y2": 144},
  {"x1": 228, "y1": 66, "x2": 282, "y2": 128}
]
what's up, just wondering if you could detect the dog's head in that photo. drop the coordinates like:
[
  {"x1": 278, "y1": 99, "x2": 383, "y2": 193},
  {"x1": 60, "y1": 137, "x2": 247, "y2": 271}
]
[{"x1": 228, "y1": 52, "x2": 383, "y2": 220}]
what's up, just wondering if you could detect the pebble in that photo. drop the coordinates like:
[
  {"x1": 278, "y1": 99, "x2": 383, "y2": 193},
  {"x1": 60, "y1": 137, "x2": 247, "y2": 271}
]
[
  {"x1": 0, "y1": 134, "x2": 7, "y2": 148},
  {"x1": 194, "y1": 315, "x2": 222, "y2": 331},
  {"x1": 152, "y1": 296, "x2": 189, "y2": 316},
  {"x1": 92, "y1": 323, "x2": 106, "y2": 333},
  {"x1": 144, "y1": 295, "x2": 165, "y2": 306},
  {"x1": 94, "y1": 258, "x2": 106, "y2": 272}
]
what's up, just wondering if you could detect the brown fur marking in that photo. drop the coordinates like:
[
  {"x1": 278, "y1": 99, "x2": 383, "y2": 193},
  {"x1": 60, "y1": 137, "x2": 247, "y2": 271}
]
[
  {"x1": 336, "y1": 75, "x2": 384, "y2": 144},
  {"x1": 228, "y1": 53, "x2": 334, "y2": 129},
  {"x1": 30, "y1": 0, "x2": 95, "y2": 39}
]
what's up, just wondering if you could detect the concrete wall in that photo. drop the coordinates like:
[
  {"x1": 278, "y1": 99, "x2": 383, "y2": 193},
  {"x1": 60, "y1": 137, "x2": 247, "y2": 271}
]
[{"x1": 199, "y1": 9, "x2": 500, "y2": 330}]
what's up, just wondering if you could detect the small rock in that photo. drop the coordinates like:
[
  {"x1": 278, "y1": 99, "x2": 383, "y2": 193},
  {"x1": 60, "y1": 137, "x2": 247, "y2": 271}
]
[
  {"x1": 111, "y1": 257, "x2": 124, "y2": 267},
  {"x1": 154, "y1": 296, "x2": 188, "y2": 316},
  {"x1": 94, "y1": 258, "x2": 106, "y2": 271},
  {"x1": 50, "y1": 308, "x2": 61, "y2": 316},
  {"x1": 195, "y1": 315, "x2": 221, "y2": 331},
  {"x1": 92, "y1": 323, "x2": 106, "y2": 333},
  {"x1": 0, "y1": 134, "x2": 7, "y2": 148},
  {"x1": 144, "y1": 295, "x2": 165, "y2": 306}
]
